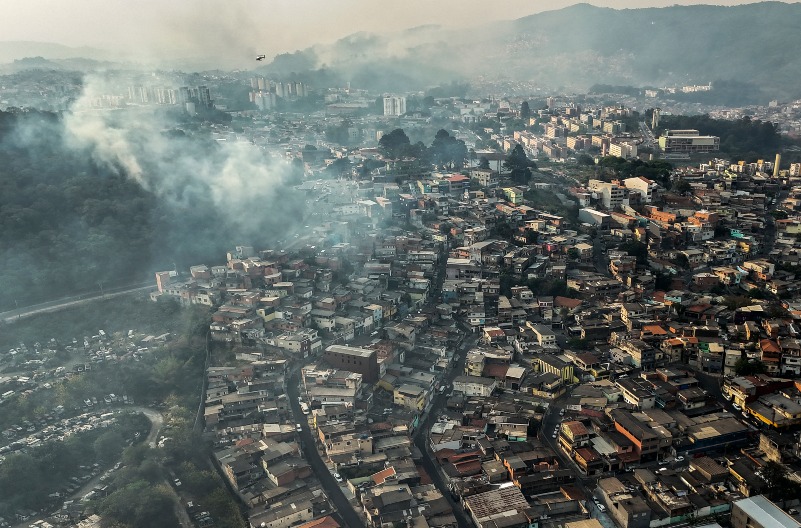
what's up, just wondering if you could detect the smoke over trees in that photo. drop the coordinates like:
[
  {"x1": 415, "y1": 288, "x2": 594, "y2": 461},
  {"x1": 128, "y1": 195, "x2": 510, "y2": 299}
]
[{"x1": 0, "y1": 75, "x2": 307, "y2": 310}]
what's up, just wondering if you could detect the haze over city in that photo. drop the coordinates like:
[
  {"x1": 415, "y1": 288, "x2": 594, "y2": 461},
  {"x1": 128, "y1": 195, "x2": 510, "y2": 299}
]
[
  {"x1": 0, "y1": 0, "x2": 788, "y2": 65},
  {"x1": 3, "y1": 2, "x2": 801, "y2": 528}
]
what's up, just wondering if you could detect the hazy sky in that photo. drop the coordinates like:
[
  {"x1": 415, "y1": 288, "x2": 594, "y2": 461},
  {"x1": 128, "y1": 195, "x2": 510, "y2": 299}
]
[{"x1": 1, "y1": 0, "x2": 778, "y2": 58}]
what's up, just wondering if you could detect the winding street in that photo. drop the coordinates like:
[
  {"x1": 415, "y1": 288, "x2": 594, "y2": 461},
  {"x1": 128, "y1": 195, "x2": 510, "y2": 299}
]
[
  {"x1": 11, "y1": 406, "x2": 173, "y2": 528},
  {"x1": 286, "y1": 367, "x2": 364, "y2": 528},
  {"x1": 411, "y1": 329, "x2": 476, "y2": 528},
  {"x1": 0, "y1": 281, "x2": 155, "y2": 324}
]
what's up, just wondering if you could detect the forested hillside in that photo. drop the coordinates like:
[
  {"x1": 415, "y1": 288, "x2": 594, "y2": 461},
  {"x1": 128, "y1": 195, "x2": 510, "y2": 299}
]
[
  {"x1": 262, "y1": 2, "x2": 801, "y2": 100},
  {"x1": 0, "y1": 109, "x2": 299, "y2": 311}
]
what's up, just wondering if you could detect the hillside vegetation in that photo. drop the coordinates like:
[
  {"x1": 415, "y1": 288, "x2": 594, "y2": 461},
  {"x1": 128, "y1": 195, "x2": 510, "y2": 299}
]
[{"x1": 262, "y1": 2, "x2": 801, "y2": 100}]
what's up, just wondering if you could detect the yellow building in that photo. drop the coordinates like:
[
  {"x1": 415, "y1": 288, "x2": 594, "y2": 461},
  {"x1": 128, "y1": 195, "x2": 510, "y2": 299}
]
[
  {"x1": 536, "y1": 355, "x2": 574, "y2": 383},
  {"x1": 502, "y1": 187, "x2": 524, "y2": 205},
  {"x1": 393, "y1": 384, "x2": 427, "y2": 411}
]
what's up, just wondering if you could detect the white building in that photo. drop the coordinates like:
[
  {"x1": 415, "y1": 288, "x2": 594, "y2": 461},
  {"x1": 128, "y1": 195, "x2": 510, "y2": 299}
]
[
  {"x1": 453, "y1": 375, "x2": 497, "y2": 397},
  {"x1": 383, "y1": 96, "x2": 407, "y2": 116},
  {"x1": 589, "y1": 179, "x2": 626, "y2": 209},
  {"x1": 609, "y1": 141, "x2": 638, "y2": 159},
  {"x1": 624, "y1": 176, "x2": 658, "y2": 203}
]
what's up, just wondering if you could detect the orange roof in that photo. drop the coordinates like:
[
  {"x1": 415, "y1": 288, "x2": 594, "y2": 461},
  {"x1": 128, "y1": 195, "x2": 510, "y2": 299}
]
[
  {"x1": 565, "y1": 421, "x2": 588, "y2": 436},
  {"x1": 483, "y1": 363, "x2": 510, "y2": 379},
  {"x1": 643, "y1": 325, "x2": 668, "y2": 335},
  {"x1": 760, "y1": 339, "x2": 781, "y2": 354},
  {"x1": 298, "y1": 517, "x2": 341, "y2": 528},
  {"x1": 575, "y1": 447, "x2": 600, "y2": 462},
  {"x1": 554, "y1": 296, "x2": 582, "y2": 309},
  {"x1": 453, "y1": 459, "x2": 483, "y2": 476},
  {"x1": 371, "y1": 467, "x2": 397, "y2": 485},
  {"x1": 448, "y1": 174, "x2": 469, "y2": 182}
]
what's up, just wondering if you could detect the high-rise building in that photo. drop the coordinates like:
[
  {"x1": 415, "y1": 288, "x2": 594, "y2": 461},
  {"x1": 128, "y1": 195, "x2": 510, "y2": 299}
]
[
  {"x1": 383, "y1": 95, "x2": 406, "y2": 116},
  {"x1": 253, "y1": 92, "x2": 277, "y2": 111},
  {"x1": 178, "y1": 86, "x2": 192, "y2": 105},
  {"x1": 197, "y1": 85, "x2": 213, "y2": 108},
  {"x1": 589, "y1": 179, "x2": 627, "y2": 209},
  {"x1": 651, "y1": 108, "x2": 661, "y2": 129},
  {"x1": 658, "y1": 130, "x2": 720, "y2": 153}
]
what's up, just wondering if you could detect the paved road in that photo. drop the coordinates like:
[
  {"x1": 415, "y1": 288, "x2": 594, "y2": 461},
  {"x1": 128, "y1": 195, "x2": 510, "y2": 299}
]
[
  {"x1": 136, "y1": 406, "x2": 165, "y2": 448},
  {"x1": 11, "y1": 406, "x2": 167, "y2": 528},
  {"x1": 1, "y1": 282, "x2": 155, "y2": 324},
  {"x1": 540, "y1": 399, "x2": 599, "y2": 507},
  {"x1": 286, "y1": 367, "x2": 363, "y2": 528},
  {"x1": 71, "y1": 406, "x2": 164, "y2": 498},
  {"x1": 412, "y1": 330, "x2": 476, "y2": 528}
]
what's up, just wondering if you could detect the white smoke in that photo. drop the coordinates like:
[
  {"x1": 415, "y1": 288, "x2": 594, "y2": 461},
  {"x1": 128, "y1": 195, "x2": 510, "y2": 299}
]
[{"x1": 61, "y1": 72, "x2": 300, "y2": 240}]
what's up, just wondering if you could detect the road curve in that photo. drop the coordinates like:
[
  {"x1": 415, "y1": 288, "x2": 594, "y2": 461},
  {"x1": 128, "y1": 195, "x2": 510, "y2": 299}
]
[
  {"x1": 11, "y1": 406, "x2": 167, "y2": 528},
  {"x1": 286, "y1": 367, "x2": 364, "y2": 528},
  {"x1": 1, "y1": 282, "x2": 155, "y2": 324}
]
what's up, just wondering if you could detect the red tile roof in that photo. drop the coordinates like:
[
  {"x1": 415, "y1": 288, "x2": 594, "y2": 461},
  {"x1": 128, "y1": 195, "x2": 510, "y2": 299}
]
[
  {"x1": 483, "y1": 363, "x2": 510, "y2": 379},
  {"x1": 298, "y1": 516, "x2": 340, "y2": 528},
  {"x1": 761, "y1": 339, "x2": 781, "y2": 354},
  {"x1": 371, "y1": 467, "x2": 397, "y2": 485},
  {"x1": 555, "y1": 296, "x2": 583, "y2": 309},
  {"x1": 448, "y1": 174, "x2": 470, "y2": 182},
  {"x1": 642, "y1": 324, "x2": 669, "y2": 335}
]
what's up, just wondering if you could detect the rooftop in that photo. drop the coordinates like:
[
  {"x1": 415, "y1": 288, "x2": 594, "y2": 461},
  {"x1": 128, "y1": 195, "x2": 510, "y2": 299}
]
[{"x1": 734, "y1": 495, "x2": 801, "y2": 528}]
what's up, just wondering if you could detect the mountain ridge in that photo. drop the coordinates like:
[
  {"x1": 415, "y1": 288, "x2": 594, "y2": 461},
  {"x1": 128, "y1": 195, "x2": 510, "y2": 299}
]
[
  {"x1": 259, "y1": 2, "x2": 801, "y2": 99},
  {"x1": 2, "y1": 3, "x2": 800, "y2": 99}
]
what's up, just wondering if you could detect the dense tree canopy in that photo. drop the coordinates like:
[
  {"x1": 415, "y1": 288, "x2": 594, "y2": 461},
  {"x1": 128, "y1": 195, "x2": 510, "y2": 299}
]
[
  {"x1": 597, "y1": 156, "x2": 673, "y2": 187},
  {"x1": 520, "y1": 101, "x2": 531, "y2": 122},
  {"x1": 658, "y1": 114, "x2": 784, "y2": 161},
  {"x1": 0, "y1": 109, "x2": 305, "y2": 310},
  {"x1": 378, "y1": 128, "x2": 411, "y2": 158},
  {"x1": 430, "y1": 129, "x2": 468, "y2": 169},
  {"x1": 504, "y1": 144, "x2": 537, "y2": 184}
]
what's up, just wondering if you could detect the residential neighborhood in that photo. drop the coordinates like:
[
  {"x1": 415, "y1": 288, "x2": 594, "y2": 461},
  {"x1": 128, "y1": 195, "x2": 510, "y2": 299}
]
[
  {"x1": 4, "y1": 42, "x2": 801, "y2": 528},
  {"x1": 144, "y1": 90, "x2": 801, "y2": 528}
]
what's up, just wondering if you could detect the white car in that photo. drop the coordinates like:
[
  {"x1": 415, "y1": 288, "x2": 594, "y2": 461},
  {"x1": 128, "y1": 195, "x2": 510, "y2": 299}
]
[
  {"x1": 675, "y1": 455, "x2": 685, "y2": 462},
  {"x1": 334, "y1": 472, "x2": 343, "y2": 483},
  {"x1": 296, "y1": 424, "x2": 303, "y2": 432},
  {"x1": 732, "y1": 403, "x2": 742, "y2": 411}
]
